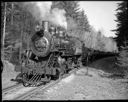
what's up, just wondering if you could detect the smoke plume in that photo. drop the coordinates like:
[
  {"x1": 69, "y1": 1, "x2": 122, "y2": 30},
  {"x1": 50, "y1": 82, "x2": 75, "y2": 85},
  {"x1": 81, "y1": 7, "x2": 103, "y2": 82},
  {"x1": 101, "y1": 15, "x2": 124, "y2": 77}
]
[{"x1": 23, "y1": 2, "x2": 67, "y2": 29}]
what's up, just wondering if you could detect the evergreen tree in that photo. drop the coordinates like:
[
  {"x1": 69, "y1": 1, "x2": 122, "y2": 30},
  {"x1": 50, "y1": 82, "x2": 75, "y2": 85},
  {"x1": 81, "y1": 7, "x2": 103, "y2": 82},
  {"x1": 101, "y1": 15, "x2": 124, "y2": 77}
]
[
  {"x1": 51, "y1": 1, "x2": 80, "y2": 19},
  {"x1": 2, "y1": 2, "x2": 37, "y2": 63},
  {"x1": 96, "y1": 30, "x2": 105, "y2": 51},
  {"x1": 113, "y1": 1, "x2": 128, "y2": 78},
  {"x1": 51, "y1": 1, "x2": 90, "y2": 38},
  {"x1": 116, "y1": 44, "x2": 128, "y2": 78},
  {"x1": 114, "y1": 1, "x2": 128, "y2": 49},
  {"x1": 117, "y1": 45, "x2": 128, "y2": 68},
  {"x1": 76, "y1": 10, "x2": 90, "y2": 31}
]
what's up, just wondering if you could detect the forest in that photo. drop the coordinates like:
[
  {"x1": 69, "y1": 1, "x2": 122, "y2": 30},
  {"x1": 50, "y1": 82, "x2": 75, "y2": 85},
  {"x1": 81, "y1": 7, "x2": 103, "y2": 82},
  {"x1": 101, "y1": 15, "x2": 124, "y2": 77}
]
[{"x1": 1, "y1": 1, "x2": 128, "y2": 71}]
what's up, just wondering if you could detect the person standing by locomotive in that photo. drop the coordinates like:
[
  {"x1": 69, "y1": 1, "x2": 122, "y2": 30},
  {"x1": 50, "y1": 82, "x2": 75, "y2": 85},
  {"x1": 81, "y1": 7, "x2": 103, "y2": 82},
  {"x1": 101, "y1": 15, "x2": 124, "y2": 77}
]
[
  {"x1": 1, "y1": 60, "x2": 3, "y2": 73},
  {"x1": 82, "y1": 43, "x2": 88, "y2": 66}
]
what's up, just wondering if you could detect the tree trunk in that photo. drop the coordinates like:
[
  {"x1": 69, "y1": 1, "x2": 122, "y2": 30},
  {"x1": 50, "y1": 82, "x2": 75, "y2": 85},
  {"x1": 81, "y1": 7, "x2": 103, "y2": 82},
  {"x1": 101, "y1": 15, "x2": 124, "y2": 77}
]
[
  {"x1": 86, "y1": 54, "x2": 89, "y2": 74},
  {"x1": 2, "y1": 2, "x2": 7, "y2": 61},
  {"x1": 19, "y1": 14, "x2": 24, "y2": 65},
  {"x1": 11, "y1": 3, "x2": 14, "y2": 25}
]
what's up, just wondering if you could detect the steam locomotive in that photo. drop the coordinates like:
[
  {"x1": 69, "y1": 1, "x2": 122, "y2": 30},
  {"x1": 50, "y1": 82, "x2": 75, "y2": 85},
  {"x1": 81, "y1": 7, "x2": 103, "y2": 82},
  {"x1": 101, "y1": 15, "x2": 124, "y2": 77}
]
[{"x1": 14, "y1": 21, "x2": 84, "y2": 86}]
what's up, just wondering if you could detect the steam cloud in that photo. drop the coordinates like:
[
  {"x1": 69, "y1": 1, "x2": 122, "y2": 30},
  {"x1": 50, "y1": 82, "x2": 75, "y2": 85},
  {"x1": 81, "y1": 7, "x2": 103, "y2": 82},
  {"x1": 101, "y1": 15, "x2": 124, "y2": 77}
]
[{"x1": 23, "y1": 2, "x2": 67, "y2": 29}]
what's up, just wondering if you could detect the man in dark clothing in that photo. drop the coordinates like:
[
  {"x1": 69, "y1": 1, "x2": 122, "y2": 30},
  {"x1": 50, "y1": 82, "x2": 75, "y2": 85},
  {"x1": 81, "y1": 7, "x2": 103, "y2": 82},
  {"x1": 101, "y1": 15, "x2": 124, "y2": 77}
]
[{"x1": 1, "y1": 59, "x2": 3, "y2": 73}]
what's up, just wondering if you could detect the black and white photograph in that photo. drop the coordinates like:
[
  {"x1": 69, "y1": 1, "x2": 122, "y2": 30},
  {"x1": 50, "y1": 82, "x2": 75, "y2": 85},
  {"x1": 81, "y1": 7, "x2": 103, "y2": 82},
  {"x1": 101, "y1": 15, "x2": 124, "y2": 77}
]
[{"x1": 1, "y1": 1, "x2": 128, "y2": 100}]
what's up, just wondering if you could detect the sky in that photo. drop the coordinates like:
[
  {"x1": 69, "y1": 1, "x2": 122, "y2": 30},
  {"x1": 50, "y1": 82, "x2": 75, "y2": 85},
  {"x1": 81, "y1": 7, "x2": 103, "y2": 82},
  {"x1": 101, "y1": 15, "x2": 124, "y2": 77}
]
[{"x1": 79, "y1": 1, "x2": 122, "y2": 37}]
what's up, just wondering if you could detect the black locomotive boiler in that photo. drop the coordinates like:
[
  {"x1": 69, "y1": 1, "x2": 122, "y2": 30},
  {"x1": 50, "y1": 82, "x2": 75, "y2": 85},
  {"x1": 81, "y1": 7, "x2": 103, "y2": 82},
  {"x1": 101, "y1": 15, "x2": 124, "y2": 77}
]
[{"x1": 15, "y1": 21, "x2": 83, "y2": 86}]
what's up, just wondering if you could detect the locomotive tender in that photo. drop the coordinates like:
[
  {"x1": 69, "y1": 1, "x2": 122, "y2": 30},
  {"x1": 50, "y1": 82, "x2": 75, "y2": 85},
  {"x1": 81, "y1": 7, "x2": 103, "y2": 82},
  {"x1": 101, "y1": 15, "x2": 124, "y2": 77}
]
[{"x1": 15, "y1": 21, "x2": 83, "y2": 86}]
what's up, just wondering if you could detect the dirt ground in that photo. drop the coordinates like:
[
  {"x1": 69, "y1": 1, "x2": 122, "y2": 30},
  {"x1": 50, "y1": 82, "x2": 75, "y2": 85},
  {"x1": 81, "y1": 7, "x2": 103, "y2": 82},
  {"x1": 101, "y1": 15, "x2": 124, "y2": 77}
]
[
  {"x1": 2, "y1": 60, "x2": 20, "y2": 89},
  {"x1": 2, "y1": 57, "x2": 128, "y2": 100},
  {"x1": 27, "y1": 68, "x2": 128, "y2": 100},
  {"x1": 89, "y1": 57, "x2": 124, "y2": 75}
]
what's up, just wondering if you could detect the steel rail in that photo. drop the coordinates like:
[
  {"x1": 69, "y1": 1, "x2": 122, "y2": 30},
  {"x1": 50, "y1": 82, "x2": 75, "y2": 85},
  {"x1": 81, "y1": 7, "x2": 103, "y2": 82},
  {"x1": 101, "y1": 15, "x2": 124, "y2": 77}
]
[
  {"x1": 2, "y1": 83, "x2": 22, "y2": 93},
  {"x1": 14, "y1": 67, "x2": 80, "y2": 100},
  {"x1": 14, "y1": 80, "x2": 60, "y2": 100}
]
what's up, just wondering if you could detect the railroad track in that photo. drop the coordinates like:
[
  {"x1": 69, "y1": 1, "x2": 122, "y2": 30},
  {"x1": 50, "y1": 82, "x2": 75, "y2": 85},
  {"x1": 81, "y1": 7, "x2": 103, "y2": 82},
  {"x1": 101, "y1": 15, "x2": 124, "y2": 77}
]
[
  {"x1": 14, "y1": 68, "x2": 80, "y2": 100},
  {"x1": 2, "y1": 83, "x2": 24, "y2": 100},
  {"x1": 14, "y1": 80, "x2": 60, "y2": 100},
  {"x1": 2, "y1": 67, "x2": 80, "y2": 100},
  {"x1": 2, "y1": 83, "x2": 22, "y2": 93}
]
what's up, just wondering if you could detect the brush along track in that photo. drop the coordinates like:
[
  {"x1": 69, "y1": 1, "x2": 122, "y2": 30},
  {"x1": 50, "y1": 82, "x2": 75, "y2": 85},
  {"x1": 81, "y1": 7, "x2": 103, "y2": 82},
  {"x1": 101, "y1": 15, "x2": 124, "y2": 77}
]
[{"x1": 14, "y1": 68, "x2": 79, "y2": 100}]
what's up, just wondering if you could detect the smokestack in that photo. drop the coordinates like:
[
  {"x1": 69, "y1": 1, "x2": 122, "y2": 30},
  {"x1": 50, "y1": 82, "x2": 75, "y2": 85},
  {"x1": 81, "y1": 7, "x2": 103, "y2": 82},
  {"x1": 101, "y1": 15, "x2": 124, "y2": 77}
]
[{"x1": 42, "y1": 21, "x2": 49, "y2": 32}]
